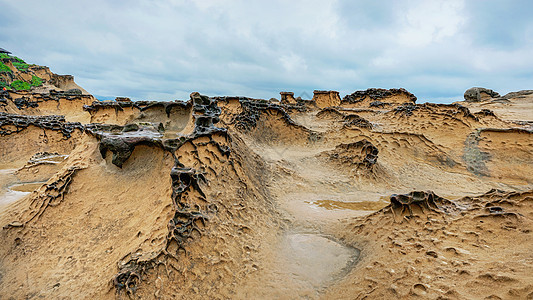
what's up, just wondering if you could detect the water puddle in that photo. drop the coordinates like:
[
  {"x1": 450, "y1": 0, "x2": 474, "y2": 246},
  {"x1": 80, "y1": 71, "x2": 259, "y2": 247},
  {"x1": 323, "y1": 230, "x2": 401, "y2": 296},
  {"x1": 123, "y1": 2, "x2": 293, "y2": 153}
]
[
  {"x1": 277, "y1": 233, "x2": 359, "y2": 289},
  {"x1": 0, "y1": 190, "x2": 31, "y2": 207},
  {"x1": 10, "y1": 182, "x2": 45, "y2": 193},
  {"x1": 282, "y1": 193, "x2": 390, "y2": 224},
  {"x1": 307, "y1": 199, "x2": 388, "y2": 211},
  {"x1": 0, "y1": 181, "x2": 45, "y2": 208}
]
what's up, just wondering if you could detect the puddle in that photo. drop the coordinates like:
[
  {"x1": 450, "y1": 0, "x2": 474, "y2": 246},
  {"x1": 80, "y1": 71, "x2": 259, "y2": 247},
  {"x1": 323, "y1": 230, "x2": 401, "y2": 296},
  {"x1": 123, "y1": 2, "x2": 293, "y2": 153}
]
[
  {"x1": 0, "y1": 181, "x2": 45, "y2": 208},
  {"x1": 10, "y1": 182, "x2": 45, "y2": 193},
  {"x1": 307, "y1": 199, "x2": 388, "y2": 211},
  {"x1": 282, "y1": 193, "x2": 390, "y2": 224},
  {"x1": 0, "y1": 190, "x2": 31, "y2": 206},
  {"x1": 278, "y1": 233, "x2": 359, "y2": 289}
]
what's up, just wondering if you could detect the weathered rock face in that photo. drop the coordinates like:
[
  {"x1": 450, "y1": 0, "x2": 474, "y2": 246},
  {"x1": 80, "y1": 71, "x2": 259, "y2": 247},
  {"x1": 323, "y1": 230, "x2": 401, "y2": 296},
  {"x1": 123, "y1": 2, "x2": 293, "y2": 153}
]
[
  {"x1": 343, "y1": 114, "x2": 373, "y2": 129},
  {"x1": 0, "y1": 53, "x2": 88, "y2": 95},
  {"x1": 501, "y1": 89, "x2": 533, "y2": 100},
  {"x1": 85, "y1": 92, "x2": 225, "y2": 168},
  {"x1": 313, "y1": 90, "x2": 341, "y2": 108},
  {"x1": 342, "y1": 88, "x2": 417, "y2": 108},
  {"x1": 0, "y1": 112, "x2": 83, "y2": 138},
  {"x1": 388, "y1": 191, "x2": 457, "y2": 219},
  {"x1": 190, "y1": 92, "x2": 222, "y2": 135},
  {"x1": 83, "y1": 98, "x2": 191, "y2": 128},
  {"x1": 280, "y1": 92, "x2": 296, "y2": 104},
  {"x1": 1, "y1": 52, "x2": 533, "y2": 300},
  {"x1": 324, "y1": 139, "x2": 379, "y2": 169},
  {"x1": 464, "y1": 87, "x2": 500, "y2": 102}
]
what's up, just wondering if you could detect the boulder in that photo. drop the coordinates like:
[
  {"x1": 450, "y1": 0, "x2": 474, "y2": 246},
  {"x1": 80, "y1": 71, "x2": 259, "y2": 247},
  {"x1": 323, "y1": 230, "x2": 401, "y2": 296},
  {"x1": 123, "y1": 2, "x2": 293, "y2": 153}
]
[{"x1": 464, "y1": 87, "x2": 500, "y2": 102}]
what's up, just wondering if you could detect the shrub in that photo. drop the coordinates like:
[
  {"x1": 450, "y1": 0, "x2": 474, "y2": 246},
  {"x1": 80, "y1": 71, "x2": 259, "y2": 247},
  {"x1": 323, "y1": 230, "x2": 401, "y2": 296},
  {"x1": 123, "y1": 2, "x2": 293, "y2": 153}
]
[
  {"x1": 10, "y1": 80, "x2": 31, "y2": 91},
  {"x1": 0, "y1": 61, "x2": 11, "y2": 73},
  {"x1": 13, "y1": 61, "x2": 29, "y2": 71},
  {"x1": 31, "y1": 75, "x2": 43, "y2": 87},
  {"x1": 0, "y1": 53, "x2": 10, "y2": 59}
]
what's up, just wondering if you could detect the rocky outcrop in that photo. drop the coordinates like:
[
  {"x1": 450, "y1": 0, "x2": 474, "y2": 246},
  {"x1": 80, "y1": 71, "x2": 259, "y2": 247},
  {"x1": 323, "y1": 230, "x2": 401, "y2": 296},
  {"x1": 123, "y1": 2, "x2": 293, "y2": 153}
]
[
  {"x1": 343, "y1": 114, "x2": 373, "y2": 129},
  {"x1": 2, "y1": 51, "x2": 533, "y2": 300},
  {"x1": 86, "y1": 92, "x2": 224, "y2": 168},
  {"x1": 342, "y1": 88, "x2": 416, "y2": 108},
  {"x1": 323, "y1": 139, "x2": 379, "y2": 169},
  {"x1": 280, "y1": 92, "x2": 296, "y2": 104},
  {"x1": 313, "y1": 90, "x2": 341, "y2": 108},
  {"x1": 501, "y1": 90, "x2": 533, "y2": 100},
  {"x1": 0, "y1": 112, "x2": 83, "y2": 138},
  {"x1": 464, "y1": 87, "x2": 500, "y2": 102},
  {"x1": 1, "y1": 52, "x2": 88, "y2": 95},
  {"x1": 388, "y1": 191, "x2": 457, "y2": 218},
  {"x1": 83, "y1": 99, "x2": 189, "y2": 117},
  {"x1": 233, "y1": 98, "x2": 308, "y2": 132}
]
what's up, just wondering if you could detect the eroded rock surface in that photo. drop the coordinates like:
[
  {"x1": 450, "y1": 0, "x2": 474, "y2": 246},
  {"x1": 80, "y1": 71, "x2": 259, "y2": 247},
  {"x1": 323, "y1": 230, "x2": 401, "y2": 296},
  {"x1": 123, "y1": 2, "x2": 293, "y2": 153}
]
[
  {"x1": 464, "y1": 87, "x2": 500, "y2": 102},
  {"x1": 342, "y1": 88, "x2": 417, "y2": 107},
  {"x1": 0, "y1": 112, "x2": 83, "y2": 138},
  {"x1": 0, "y1": 55, "x2": 532, "y2": 299}
]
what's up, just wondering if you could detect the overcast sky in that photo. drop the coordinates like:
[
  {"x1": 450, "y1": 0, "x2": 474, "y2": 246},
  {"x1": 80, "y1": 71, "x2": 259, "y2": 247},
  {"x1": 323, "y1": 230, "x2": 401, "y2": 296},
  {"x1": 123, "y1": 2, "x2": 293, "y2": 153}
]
[{"x1": 1, "y1": 0, "x2": 532, "y2": 102}]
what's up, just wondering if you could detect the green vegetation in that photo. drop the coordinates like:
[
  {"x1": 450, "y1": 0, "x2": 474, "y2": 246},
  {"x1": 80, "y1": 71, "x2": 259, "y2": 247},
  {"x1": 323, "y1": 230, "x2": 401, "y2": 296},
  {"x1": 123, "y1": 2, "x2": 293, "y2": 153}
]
[
  {"x1": 12, "y1": 58, "x2": 30, "y2": 71},
  {"x1": 0, "y1": 53, "x2": 30, "y2": 72},
  {"x1": 0, "y1": 54, "x2": 34, "y2": 72},
  {"x1": 0, "y1": 53, "x2": 44, "y2": 90},
  {"x1": 31, "y1": 75, "x2": 43, "y2": 87},
  {"x1": 1, "y1": 76, "x2": 44, "y2": 91},
  {"x1": 0, "y1": 61, "x2": 11, "y2": 73},
  {"x1": 10, "y1": 80, "x2": 31, "y2": 90}
]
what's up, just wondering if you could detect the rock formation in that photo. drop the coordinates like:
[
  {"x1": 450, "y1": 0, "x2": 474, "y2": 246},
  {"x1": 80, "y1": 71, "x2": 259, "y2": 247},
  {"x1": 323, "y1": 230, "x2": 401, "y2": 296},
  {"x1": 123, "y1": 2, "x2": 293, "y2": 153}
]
[
  {"x1": 342, "y1": 87, "x2": 417, "y2": 108},
  {"x1": 1, "y1": 52, "x2": 532, "y2": 299},
  {"x1": 464, "y1": 87, "x2": 500, "y2": 102},
  {"x1": 313, "y1": 90, "x2": 341, "y2": 108}
]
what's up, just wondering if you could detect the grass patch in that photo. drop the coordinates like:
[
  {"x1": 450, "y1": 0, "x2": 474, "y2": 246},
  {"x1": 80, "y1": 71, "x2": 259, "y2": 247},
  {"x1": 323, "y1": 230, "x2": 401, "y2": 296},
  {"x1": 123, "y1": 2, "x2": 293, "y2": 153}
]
[
  {"x1": 0, "y1": 53, "x2": 10, "y2": 59},
  {"x1": 10, "y1": 80, "x2": 31, "y2": 91},
  {"x1": 0, "y1": 61, "x2": 12, "y2": 73},
  {"x1": 8, "y1": 57, "x2": 30, "y2": 72},
  {"x1": 31, "y1": 75, "x2": 43, "y2": 87},
  {"x1": 13, "y1": 62, "x2": 29, "y2": 72}
]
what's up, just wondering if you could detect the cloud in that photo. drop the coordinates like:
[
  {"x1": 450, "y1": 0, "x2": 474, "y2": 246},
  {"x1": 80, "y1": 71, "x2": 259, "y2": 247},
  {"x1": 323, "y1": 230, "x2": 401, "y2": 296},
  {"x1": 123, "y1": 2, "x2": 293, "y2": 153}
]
[
  {"x1": 397, "y1": 0, "x2": 465, "y2": 47},
  {"x1": 0, "y1": 0, "x2": 531, "y2": 102}
]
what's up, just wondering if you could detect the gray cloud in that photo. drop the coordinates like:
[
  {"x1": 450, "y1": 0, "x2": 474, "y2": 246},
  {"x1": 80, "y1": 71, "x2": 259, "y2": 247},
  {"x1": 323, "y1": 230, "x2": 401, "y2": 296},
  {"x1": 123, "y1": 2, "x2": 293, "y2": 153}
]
[{"x1": 1, "y1": 0, "x2": 531, "y2": 103}]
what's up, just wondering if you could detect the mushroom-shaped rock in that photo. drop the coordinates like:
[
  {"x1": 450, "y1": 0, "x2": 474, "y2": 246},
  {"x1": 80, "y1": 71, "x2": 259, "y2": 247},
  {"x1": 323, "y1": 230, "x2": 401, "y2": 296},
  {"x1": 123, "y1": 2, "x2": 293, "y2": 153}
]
[{"x1": 464, "y1": 87, "x2": 500, "y2": 102}]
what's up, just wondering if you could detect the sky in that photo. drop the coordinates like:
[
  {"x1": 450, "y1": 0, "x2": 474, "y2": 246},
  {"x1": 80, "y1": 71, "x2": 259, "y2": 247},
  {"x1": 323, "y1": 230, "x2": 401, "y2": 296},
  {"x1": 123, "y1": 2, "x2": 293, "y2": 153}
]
[{"x1": 1, "y1": 0, "x2": 532, "y2": 103}]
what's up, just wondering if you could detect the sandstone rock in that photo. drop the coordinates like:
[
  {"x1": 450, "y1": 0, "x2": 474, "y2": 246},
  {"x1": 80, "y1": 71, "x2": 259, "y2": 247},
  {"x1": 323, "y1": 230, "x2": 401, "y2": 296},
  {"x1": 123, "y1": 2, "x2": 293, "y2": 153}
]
[
  {"x1": 280, "y1": 92, "x2": 296, "y2": 104},
  {"x1": 313, "y1": 90, "x2": 341, "y2": 108},
  {"x1": 342, "y1": 88, "x2": 416, "y2": 107},
  {"x1": 464, "y1": 87, "x2": 500, "y2": 102}
]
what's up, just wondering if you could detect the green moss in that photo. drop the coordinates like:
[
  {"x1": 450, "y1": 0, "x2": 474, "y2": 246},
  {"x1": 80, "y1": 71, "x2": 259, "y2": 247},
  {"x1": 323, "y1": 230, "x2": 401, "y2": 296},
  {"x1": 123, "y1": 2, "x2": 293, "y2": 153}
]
[
  {"x1": 10, "y1": 80, "x2": 31, "y2": 91},
  {"x1": 31, "y1": 75, "x2": 43, "y2": 87},
  {"x1": 0, "y1": 53, "x2": 10, "y2": 59},
  {"x1": 0, "y1": 61, "x2": 11, "y2": 73}
]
